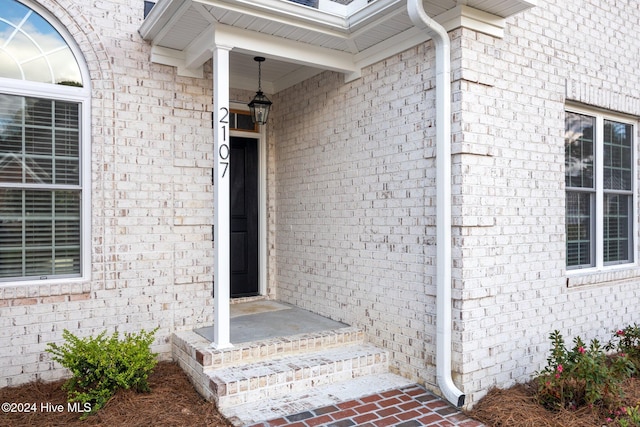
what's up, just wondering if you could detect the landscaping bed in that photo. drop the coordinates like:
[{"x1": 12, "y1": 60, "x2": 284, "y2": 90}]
[
  {"x1": 0, "y1": 361, "x2": 232, "y2": 426},
  {"x1": 468, "y1": 377, "x2": 640, "y2": 427},
  {"x1": 4, "y1": 323, "x2": 640, "y2": 427},
  {"x1": 469, "y1": 325, "x2": 640, "y2": 427}
]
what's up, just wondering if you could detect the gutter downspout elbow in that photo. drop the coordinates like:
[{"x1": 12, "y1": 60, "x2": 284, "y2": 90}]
[{"x1": 407, "y1": 0, "x2": 465, "y2": 408}]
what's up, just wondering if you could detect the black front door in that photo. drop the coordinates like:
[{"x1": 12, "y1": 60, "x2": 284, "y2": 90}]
[{"x1": 230, "y1": 137, "x2": 259, "y2": 298}]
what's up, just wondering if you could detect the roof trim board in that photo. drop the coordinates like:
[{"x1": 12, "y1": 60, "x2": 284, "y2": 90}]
[{"x1": 139, "y1": 0, "x2": 536, "y2": 92}]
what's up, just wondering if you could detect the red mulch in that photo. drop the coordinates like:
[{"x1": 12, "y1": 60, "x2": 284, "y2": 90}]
[
  {"x1": 0, "y1": 361, "x2": 233, "y2": 426},
  {"x1": 467, "y1": 378, "x2": 640, "y2": 427}
]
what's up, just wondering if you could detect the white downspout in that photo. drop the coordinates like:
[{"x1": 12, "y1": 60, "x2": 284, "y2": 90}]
[{"x1": 407, "y1": 0, "x2": 465, "y2": 407}]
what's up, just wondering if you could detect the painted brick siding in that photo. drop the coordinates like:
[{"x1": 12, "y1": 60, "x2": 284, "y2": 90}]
[
  {"x1": 271, "y1": 44, "x2": 442, "y2": 386},
  {"x1": 2, "y1": 0, "x2": 639, "y2": 409},
  {"x1": 453, "y1": 0, "x2": 640, "y2": 403},
  {"x1": 0, "y1": 0, "x2": 218, "y2": 387},
  {"x1": 271, "y1": 0, "x2": 640, "y2": 405}
]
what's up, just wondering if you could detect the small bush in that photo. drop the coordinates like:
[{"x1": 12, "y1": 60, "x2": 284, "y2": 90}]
[
  {"x1": 46, "y1": 328, "x2": 159, "y2": 418},
  {"x1": 536, "y1": 330, "x2": 634, "y2": 412},
  {"x1": 606, "y1": 324, "x2": 640, "y2": 372}
]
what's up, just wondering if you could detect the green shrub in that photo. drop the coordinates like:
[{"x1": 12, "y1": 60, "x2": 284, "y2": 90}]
[
  {"x1": 536, "y1": 330, "x2": 634, "y2": 412},
  {"x1": 606, "y1": 324, "x2": 640, "y2": 372},
  {"x1": 46, "y1": 328, "x2": 159, "y2": 418}
]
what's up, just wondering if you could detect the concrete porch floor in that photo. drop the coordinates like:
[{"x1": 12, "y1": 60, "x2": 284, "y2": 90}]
[{"x1": 194, "y1": 300, "x2": 349, "y2": 343}]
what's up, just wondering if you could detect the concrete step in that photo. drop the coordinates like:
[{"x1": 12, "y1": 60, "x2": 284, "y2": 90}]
[
  {"x1": 174, "y1": 325, "x2": 364, "y2": 370},
  {"x1": 208, "y1": 343, "x2": 390, "y2": 409},
  {"x1": 220, "y1": 372, "x2": 415, "y2": 426},
  {"x1": 172, "y1": 326, "x2": 365, "y2": 401}
]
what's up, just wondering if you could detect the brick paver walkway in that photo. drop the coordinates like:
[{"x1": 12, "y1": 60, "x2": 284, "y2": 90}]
[{"x1": 248, "y1": 385, "x2": 484, "y2": 427}]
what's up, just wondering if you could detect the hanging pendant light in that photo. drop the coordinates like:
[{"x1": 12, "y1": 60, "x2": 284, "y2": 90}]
[{"x1": 248, "y1": 56, "x2": 272, "y2": 125}]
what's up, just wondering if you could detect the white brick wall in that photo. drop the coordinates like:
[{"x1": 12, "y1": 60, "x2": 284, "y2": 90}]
[
  {"x1": 271, "y1": 46, "x2": 442, "y2": 384},
  {"x1": 270, "y1": 0, "x2": 640, "y2": 405},
  {"x1": 450, "y1": 0, "x2": 640, "y2": 404},
  {"x1": 2, "y1": 0, "x2": 639, "y2": 408},
  {"x1": 0, "y1": 0, "x2": 216, "y2": 387}
]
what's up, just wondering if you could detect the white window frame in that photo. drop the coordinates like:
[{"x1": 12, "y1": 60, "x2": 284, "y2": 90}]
[
  {"x1": 0, "y1": 0, "x2": 91, "y2": 286},
  {"x1": 565, "y1": 104, "x2": 638, "y2": 274}
]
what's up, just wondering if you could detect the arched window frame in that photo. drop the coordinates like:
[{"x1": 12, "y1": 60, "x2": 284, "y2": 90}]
[{"x1": 0, "y1": 0, "x2": 91, "y2": 285}]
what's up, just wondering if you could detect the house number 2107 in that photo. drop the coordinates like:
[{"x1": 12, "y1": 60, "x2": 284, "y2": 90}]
[{"x1": 218, "y1": 107, "x2": 229, "y2": 178}]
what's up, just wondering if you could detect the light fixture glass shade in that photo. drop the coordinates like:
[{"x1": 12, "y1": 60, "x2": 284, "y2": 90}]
[{"x1": 248, "y1": 90, "x2": 272, "y2": 125}]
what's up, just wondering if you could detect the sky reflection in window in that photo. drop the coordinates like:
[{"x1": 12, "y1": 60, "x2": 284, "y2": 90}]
[{"x1": 0, "y1": 0, "x2": 82, "y2": 86}]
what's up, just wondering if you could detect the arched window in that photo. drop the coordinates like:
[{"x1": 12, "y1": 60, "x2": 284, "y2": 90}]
[
  {"x1": 0, "y1": 0, "x2": 83, "y2": 85},
  {"x1": 0, "y1": 0, "x2": 90, "y2": 283}
]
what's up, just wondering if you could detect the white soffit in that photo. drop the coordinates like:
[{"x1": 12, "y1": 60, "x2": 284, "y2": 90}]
[{"x1": 139, "y1": 0, "x2": 536, "y2": 92}]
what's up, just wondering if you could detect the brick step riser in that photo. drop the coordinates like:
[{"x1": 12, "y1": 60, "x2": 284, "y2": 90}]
[
  {"x1": 212, "y1": 354, "x2": 389, "y2": 409},
  {"x1": 198, "y1": 327, "x2": 365, "y2": 370}
]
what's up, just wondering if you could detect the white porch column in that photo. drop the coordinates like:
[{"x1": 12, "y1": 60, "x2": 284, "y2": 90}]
[{"x1": 212, "y1": 45, "x2": 233, "y2": 349}]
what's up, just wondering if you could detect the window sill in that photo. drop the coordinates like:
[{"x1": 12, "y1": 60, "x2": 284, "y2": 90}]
[
  {"x1": 566, "y1": 265, "x2": 640, "y2": 288},
  {"x1": 0, "y1": 276, "x2": 91, "y2": 301}
]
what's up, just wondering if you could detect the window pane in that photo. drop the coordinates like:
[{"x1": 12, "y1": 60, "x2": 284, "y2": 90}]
[
  {"x1": 50, "y1": 50, "x2": 84, "y2": 87},
  {"x1": 54, "y1": 101, "x2": 80, "y2": 185},
  {"x1": 23, "y1": 57, "x2": 53, "y2": 84},
  {"x1": 0, "y1": 0, "x2": 83, "y2": 86},
  {"x1": 604, "y1": 194, "x2": 632, "y2": 264},
  {"x1": 0, "y1": 94, "x2": 80, "y2": 186},
  {"x1": 565, "y1": 112, "x2": 595, "y2": 189},
  {"x1": 0, "y1": 189, "x2": 23, "y2": 263},
  {"x1": 0, "y1": 153, "x2": 23, "y2": 182},
  {"x1": 236, "y1": 112, "x2": 257, "y2": 131},
  {"x1": 23, "y1": 190, "x2": 55, "y2": 277},
  {"x1": 0, "y1": 189, "x2": 81, "y2": 280},
  {"x1": 55, "y1": 101, "x2": 79, "y2": 128},
  {"x1": 229, "y1": 111, "x2": 257, "y2": 132},
  {"x1": 25, "y1": 127, "x2": 53, "y2": 155},
  {"x1": 5, "y1": 31, "x2": 38, "y2": 63},
  {"x1": 0, "y1": 50, "x2": 22, "y2": 80},
  {"x1": 0, "y1": 93, "x2": 81, "y2": 281},
  {"x1": 604, "y1": 120, "x2": 632, "y2": 191},
  {"x1": 288, "y1": 0, "x2": 319, "y2": 7},
  {"x1": 566, "y1": 191, "x2": 593, "y2": 267},
  {"x1": 0, "y1": 94, "x2": 25, "y2": 155}
]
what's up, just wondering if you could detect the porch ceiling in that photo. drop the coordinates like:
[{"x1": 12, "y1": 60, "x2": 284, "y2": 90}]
[{"x1": 139, "y1": 0, "x2": 536, "y2": 93}]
